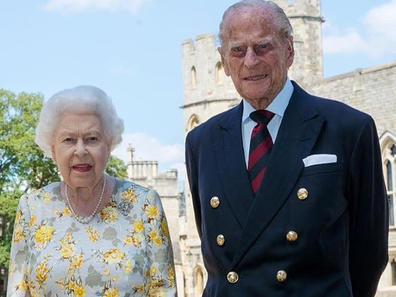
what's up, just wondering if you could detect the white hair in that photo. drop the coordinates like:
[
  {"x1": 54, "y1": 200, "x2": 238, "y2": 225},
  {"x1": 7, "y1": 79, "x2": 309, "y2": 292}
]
[
  {"x1": 35, "y1": 85, "x2": 124, "y2": 158},
  {"x1": 219, "y1": 0, "x2": 293, "y2": 47}
]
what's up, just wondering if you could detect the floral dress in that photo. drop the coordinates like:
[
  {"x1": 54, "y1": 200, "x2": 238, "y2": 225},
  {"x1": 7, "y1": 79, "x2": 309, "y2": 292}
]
[{"x1": 7, "y1": 179, "x2": 177, "y2": 297}]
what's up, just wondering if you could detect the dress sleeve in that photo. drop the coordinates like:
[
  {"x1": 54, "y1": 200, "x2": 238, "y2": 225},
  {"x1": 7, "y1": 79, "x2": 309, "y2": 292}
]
[
  {"x1": 143, "y1": 189, "x2": 177, "y2": 297},
  {"x1": 7, "y1": 195, "x2": 31, "y2": 297}
]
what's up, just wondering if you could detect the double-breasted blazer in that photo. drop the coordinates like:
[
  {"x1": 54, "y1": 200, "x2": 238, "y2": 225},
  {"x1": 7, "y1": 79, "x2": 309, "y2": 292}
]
[{"x1": 185, "y1": 81, "x2": 389, "y2": 297}]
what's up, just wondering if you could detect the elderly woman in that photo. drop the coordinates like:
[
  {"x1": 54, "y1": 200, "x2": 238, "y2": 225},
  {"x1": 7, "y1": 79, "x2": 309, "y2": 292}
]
[{"x1": 7, "y1": 86, "x2": 177, "y2": 297}]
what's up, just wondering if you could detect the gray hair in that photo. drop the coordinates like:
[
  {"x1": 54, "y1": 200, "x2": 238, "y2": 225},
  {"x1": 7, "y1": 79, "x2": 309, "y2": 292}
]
[
  {"x1": 35, "y1": 85, "x2": 124, "y2": 158},
  {"x1": 218, "y1": 0, "x2": 293, "y2": 46}
]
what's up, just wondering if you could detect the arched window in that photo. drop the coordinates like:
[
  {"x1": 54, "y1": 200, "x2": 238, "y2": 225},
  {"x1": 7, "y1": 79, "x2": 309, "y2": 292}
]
[
  {"x1": 380, "y1": 131, "x2": 396, "y2": 226},
  {"x1": 194, "y1": 266, "x2": 204, "y2": 297},
  {"x1": 187, "y1": 114, "x2": 199, "y2": 132},
  {"x1": 215, "y1": 62, "x2": 224, "y2": 85},
  {"x1": 191, "y1": 67, "x2": 197, "y2": 89}
]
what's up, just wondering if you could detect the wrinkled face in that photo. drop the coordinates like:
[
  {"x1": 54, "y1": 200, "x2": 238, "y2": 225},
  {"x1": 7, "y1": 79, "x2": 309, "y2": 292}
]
[
  {"x1": 51, "y1": 113, "x2": 110, "y2": 190},
  {"x1": 218, "y1": 7, "x2": 294, "y2": 109}
]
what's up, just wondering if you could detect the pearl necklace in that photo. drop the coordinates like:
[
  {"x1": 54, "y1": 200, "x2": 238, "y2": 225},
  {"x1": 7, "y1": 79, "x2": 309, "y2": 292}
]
[{"x1": 64, "y1": 176, "x2": 106, "y2": 224}]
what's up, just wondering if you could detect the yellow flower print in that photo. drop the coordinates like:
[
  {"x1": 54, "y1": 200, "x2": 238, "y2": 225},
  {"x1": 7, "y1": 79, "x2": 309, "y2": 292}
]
[
  {"x1": 123, "y1": 259, "x2": 133, "y2": 274},
  {"x1": 123, "y1": 235, "x2": 133, "y2": 246},
  {"x1": 28, "y1": 215, "x2": 37, "y2": 227},
  {"x1": 161, "y1": 218, "x2": 169, "y2": 237},
  {"x1": 148, "y1": 229, "x2": 158, "y2": 240},
  {"x1": 145, "y1": 205, "x2": 159, "y2": 220},
  {"x1": 30, "y1": 287, "x2": 41, "y2": 297},
  {"x1": 153, "y1": 236, "x2": 162, "y2": 247},
  {"x1": 67, "y1": 278, "x2": 77, "y2": 292},
  {"x1": 63, "y1": 207, "x2": 72, "y2": 216},
  {"x1": 55, "y1": 278, "x2": 66, "y2": 290},
  {"x1": 55, "y1": 207, "x2": 72, "y2": 218},
  {"x1": 132, "y1": 234, "x2": 143, "y2": 248},
  {"x1": 43, "y1": 192, "x2": 51, "y2": 203},
  {"x1": 74, "y1": 285, "x2": 86, "y2": 297},
  {"x1": 168, "y1": 264, "x2": 175, "y2": 280},
  {"x1": 131, "y1": 284, "x2": 144, "y2": 294},
  {"x1": 168, "y1": 264, "x2": 175, "y2": 287},
  {"x1": 120, "y1": 187, "x2": 137, "y2": 203},
  {"x1": 151, "y1": 289, "x2": 166, "y2": 297},
  {"x1": 85, "y1": 226, "x2": 101, "y2": 242},
  {"x1": 134, "y1": 220, "x2": 144, "y2": 233},
  {"x1": 100, "y1": 205, "x2": 119, "y2": 223},
  {"x1": 34, "y1": 225, "x2": 54, "y2": 249},
  {"x1": 35, "y1": 225, "x2": 54, "y2": 243},
  {"x1": 150, "y1": 266, "x2": 158, "y2": 277},
  {"x1": 35, "y1": 260, "x2": 50, "y2": 287},
  {"x1": 104, "y1": 287, "x2": 119, "y2": 297},
  {"x1": 103, "y1": 248, "x2": 125, "y2": 265},
  {"x1": 15, "y1": 209, "x2": 23, "y2": 224},
  {"x1": 14, "y1": 280, "x2": 27, "y2": 292},
  {"x1": 59, "y1": 233, "x2": 76, "y2": 259},
  {"x1": 12, "y1": 226, "x2": 24, "y2": 243},
  {"x1": 68, "y1": 253, "x2": 84, "y2": 274},
  {"x1": 124, "y1": 231, "x2": 143, "y2": 247},
  {"x1": 103, "y1": 268, "x2": 110, "y2": 276}
]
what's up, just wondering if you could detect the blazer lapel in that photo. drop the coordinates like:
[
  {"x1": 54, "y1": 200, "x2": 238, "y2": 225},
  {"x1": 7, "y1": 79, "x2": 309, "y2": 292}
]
[
  {"x1": 211, "y1": 102, "x2": 255, "y2": 228},
  {"x1": 230, "y1": 83, "x2": 325, "y2": 268}
]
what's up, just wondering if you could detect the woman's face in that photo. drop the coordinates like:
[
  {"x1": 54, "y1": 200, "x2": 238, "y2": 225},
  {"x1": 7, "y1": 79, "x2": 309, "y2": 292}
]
[{"x1": 51, "y1": 113, "x2": 110, "y2": 190}]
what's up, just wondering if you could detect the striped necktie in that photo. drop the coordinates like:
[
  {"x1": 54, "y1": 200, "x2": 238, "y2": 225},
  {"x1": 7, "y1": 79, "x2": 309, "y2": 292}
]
[{"x1": 248, "y1": 110, "x2": 275, "y2": 194}]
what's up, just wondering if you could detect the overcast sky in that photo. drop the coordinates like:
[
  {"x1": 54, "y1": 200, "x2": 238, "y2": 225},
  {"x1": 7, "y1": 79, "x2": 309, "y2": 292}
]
[{"x1": 1, "y1": 0, "x2": 395, "y2": 184}]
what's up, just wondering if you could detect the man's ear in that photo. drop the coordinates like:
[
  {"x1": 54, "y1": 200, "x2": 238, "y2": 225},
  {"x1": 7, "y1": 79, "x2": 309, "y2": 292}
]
[
  {"x1": 286, "y1": 36, "x2": 295, "y2": 68},
  {"x1": 218, "y1": 47, "x2": 230, "y2": 76}
]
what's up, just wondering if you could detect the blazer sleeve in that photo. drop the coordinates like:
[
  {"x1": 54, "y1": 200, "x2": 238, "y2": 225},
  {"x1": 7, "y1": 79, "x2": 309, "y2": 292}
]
[
  {"x1": 348, "y1": 116, "x2": 389, "y2": 297},
  {"x1": 185, "y1": 132, "x2": 202, "y2": 239}
]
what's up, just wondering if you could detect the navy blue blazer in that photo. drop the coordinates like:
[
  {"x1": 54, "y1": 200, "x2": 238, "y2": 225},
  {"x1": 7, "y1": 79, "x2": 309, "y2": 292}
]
[{"x1": 185, "y1": 82, "x2": 389, "y2": 297}]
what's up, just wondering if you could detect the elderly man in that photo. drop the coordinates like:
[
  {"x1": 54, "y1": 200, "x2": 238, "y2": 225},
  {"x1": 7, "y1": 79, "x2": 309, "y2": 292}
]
[{"x1": 185, "y1": 1, "x2": 388, "y2": 296}]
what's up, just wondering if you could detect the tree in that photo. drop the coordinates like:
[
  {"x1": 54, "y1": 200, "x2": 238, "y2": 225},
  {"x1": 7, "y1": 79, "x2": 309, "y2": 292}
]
[
  {"x1": 0, "y1": 89, "x2": 60, "y2": 267},
  {"x1": 106, "y1": 155, "x2": 128, "y2": 179}
]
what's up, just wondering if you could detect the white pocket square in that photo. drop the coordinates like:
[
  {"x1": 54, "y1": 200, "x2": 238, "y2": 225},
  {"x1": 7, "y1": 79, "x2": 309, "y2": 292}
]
[{"x1": 302, "y1": 154, "x2": 337, "y2": 167}]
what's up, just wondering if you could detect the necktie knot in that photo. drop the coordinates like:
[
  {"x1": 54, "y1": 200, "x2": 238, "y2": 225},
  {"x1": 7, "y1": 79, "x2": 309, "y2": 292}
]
[{"x1": 250, "y1": 110, "x2": 275, "y2": 126}]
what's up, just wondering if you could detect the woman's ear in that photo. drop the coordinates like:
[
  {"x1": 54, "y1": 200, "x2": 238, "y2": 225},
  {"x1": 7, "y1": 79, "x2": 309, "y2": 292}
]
[{"x1": 51, "y1": 145, "x2": 57, "y2": 164}]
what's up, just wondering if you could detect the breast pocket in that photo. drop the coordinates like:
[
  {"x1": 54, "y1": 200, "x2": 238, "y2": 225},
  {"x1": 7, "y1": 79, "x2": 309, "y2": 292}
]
[
  {"x1": 301, "y1": 162, "x2": 344, "y2": 177},
  {"x1": 292, "y1": 162, "x2": 348, "y2": 257},
  {"x1": 294, "y1": 162, "x2": 347, "y2": 233}
]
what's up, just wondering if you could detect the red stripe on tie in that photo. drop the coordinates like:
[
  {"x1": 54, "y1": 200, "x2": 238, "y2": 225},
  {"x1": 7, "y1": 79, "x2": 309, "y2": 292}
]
[
  {"x1": 248, "y1": 136, "x2": 273, "y2": 170},
  {"x1": 251, "y1": 167, "x2": 267, "y2": 194}
]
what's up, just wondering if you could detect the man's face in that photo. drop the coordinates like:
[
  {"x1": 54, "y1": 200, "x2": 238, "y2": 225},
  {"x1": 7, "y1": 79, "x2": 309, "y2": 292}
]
[{"x1": 218, "y1": 7, "x2": 294, "y2": 109}]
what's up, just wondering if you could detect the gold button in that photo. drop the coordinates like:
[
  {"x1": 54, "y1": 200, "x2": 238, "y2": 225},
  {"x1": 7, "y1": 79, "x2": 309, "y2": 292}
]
[
  {"x1": 297, "y1": 188, "x2": 308, "y2": 200},
  {"x1": 276, "y1": 270, "x2": 287, "y2": 282},
  {"x1": 227, "y1": 271, "x2": 239, "y2": 283},
  {"x1": 217, "y1": 234, "x2": 225, "y2": 246},
  {"x1": 210, "y1": 196, "x2": 220, "y2": 208},
  {"x1": 286, "y1": 231, "x2": 298, "y2": 242}
]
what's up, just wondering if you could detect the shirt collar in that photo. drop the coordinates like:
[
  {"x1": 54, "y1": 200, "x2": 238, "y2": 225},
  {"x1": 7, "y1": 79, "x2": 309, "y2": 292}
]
[{"x1": 242, "y1": 78, "x2": 294, "y2": 123}]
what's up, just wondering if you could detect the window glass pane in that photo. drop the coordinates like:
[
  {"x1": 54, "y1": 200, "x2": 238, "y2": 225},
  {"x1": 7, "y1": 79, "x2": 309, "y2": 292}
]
[
  {"x1": 392, "y1": 144, "x2": 396, "y2": 157},
  {"x1": 387, "y1": 161, "x2": 393, "y2": 191},
  {"x1": 389, "y1": 195, "x2": 395, "y2": 226},
  {"x1": 393, "y1": 260, "x2": 396, "y2": 285}
]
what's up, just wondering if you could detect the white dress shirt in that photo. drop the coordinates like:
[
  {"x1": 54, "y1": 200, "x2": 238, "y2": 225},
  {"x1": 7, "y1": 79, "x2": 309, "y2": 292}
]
[{"x1": 242, "y1": 78, "x2": 294, "y2": 168}]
